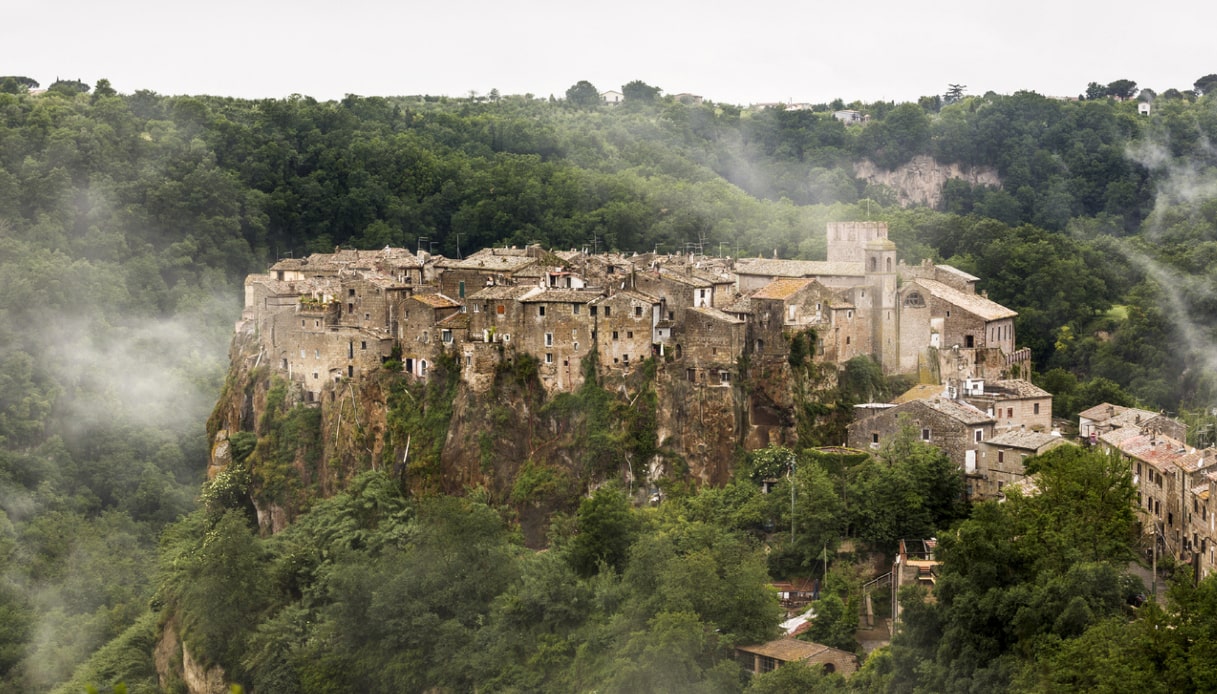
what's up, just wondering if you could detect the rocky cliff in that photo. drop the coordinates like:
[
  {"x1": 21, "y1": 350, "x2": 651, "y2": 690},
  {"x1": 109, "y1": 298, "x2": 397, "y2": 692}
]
[
  {"x1": 854, "y1": 155, "x2": 1001, "y2": 208},
  {"x1": 204, "y1": 329, "x2": 841, "y2": 543}
]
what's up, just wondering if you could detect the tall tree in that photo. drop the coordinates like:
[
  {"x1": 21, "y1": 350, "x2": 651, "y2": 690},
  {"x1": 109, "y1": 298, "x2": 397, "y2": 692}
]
[{"x1": 565, "y1": 80, "x2": 601, "y2": 108}]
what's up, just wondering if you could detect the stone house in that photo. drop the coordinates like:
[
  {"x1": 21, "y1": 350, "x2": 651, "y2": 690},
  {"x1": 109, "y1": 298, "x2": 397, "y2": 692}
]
[
  {"x1": 735, "y1": 638, "x2": 858, "y2": 678},
  {"x1": 518, "y1": 288, "x2": 600, "y2": 391},
  {"x1": 977, "y1": 429, "x2": 1071, "y2": 499},
  {"x1": 435, "y1": 248, "x2": 541, "y2": 300},
  {"x1": 680, "y1": 307, "x2": 745, "y2": 386},
  {"x1": 590, "y1": 289, "x2": 658, "y2": 372},
  {"x1": 748, "y1": 278, "x2": 834, "y2": 364},
  {"x1": 398, "y1": 293, "x2": 463, "y2": 378},
  {"x1": 956, "y1": 378, "x2": 1053, "y2": 434},
  {"x1": 847, "y1": 397, "x2": 996, "y2": 495},
  {"x1": 465, "y1": 284, "x2": 535, "y2": 347},
  {"x1": 1079, "y1": 403, "x2": 1182, "y2": 444}
]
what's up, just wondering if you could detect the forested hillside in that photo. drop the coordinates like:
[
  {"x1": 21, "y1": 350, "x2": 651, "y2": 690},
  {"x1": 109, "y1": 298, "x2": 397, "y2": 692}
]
[{"x1": 2, "y1": 77, "x2": 1217, "y2": 692}]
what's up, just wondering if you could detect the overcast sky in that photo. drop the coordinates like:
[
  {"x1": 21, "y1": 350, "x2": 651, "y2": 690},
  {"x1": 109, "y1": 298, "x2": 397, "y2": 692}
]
[{"x1": 6, "y1": 1, "x2": 1214, "y2": 105}]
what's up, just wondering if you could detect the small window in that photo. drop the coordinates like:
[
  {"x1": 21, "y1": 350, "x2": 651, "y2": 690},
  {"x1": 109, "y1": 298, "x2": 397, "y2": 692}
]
[
  {"x1": 975, "y1": 429, "x2": 984, "y2": 443},
  {"x1": 612, "y1": 331, "x2": 619, "y2": 341},
  {"x1": 546, "y1": 353, "x2": 553, "y2": 364},
  {"x1": 627, "y1": 331, "x2": 633, "y2": 339},
  {"x1": 590, "y1": 306, "x2": 598, "y2": 316},
  {"x1": 361, "y1": 341, "x2": 367, "y2": 350},
  {"x1": 539, "y1": 305, "x2": 546, "y2": 317},
  {"x1": 635, "y1": 306, "x2": 643, "y2": 317},
  {"x1": 348, "y1": 288, "x2": 356, "y2": 297},
  {"x1": 1033, "y1": 403, "x2": 1040, "y2": 415},
  {"x1": 604, "y1": 306, "x2": 612, "y2": 317},
  {"x1": 545, "y1": 332, "x2": 554, "y2": 346},
  {"x1": 465, "y1": 354, "x2": 472, "y2": 366},
  {"x1": 573, "y1": 304, "x2": 581, "y2": 315},
  {"x1": 315, "y1": 349, "x2": 320, "y2": 359},
  {"x1": 497, "y1": 304, "x2": 505, "y2": 315},
  {"x1": 921, "y1": 428, "x2": 931, "y2": 441},
  {"x1": 1007, "y1": 408, "x2": 1013, "y2": 418},
  {"x1": 997, "y1": 451, "x2": 1005, "y2": 463},
  {"x1": 872, "y1": 433, "x2": 880, "y2": 444},
  {"x1": 442, "y1": 329, "x2": 453, "y2": 344}
]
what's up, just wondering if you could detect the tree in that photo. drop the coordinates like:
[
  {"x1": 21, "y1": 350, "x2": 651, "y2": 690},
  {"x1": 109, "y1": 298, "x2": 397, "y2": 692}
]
[
  {"x1": 1194, "y1": 73, "x2": 1217, "y2": 96},
  {"x1": 944, "y1": 84, "x2": 967, "y2": 104},
  {"x1": 622, "y1": 80, "x2": 661, "y2": 104},
  {"x1": 567, "y1": 486, "x2": 636, "y2": 577},
  {"x1": 1085, "y1": 82, "x2": 1108, "y2": 100},
  {"x1": 1106, "y1": 79, "x2": 1138, "y2": 99},
  {"x1": 565, "y1": 80, "x2": 600, "y2": 108}
]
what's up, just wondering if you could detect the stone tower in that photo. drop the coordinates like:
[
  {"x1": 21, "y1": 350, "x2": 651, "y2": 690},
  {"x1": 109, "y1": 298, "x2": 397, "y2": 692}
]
[
  {"x1": 826, "y1": 221, "x2": 889, "y2": 264},
  {"x1": 865, "y1": 236, "x2": 900, "y2": 373}
]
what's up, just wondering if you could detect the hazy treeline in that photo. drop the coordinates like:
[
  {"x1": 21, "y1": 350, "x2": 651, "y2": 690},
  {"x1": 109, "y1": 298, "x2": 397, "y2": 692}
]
[{"x1": 0, "y1": 81, "x2": 1216, "y2": 690}]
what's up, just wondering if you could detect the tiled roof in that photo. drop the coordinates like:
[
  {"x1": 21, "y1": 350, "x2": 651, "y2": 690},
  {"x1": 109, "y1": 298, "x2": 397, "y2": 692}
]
[
  {"x1": 917, "y1": 396, "x2": 995, "y2": 425},
  {"x1": 1079, "y1": 402, "x2": 1128, "y2": 422},
  {"x1": 987, "y1": 379, "x2": 1052, "y2": 399},
  {"x1": 657, "y1": 268, "x2": 713, "y2": 287},
  {"x1": 910, "y1": 278, "x2": 1017, "y2": 321},
  {"x1": 439, "y1": 254, "x2": 538, "y2": 272},
  {"x1": 410, "y1": 293, "x2": 462, "y2": 308},
  {"x1": 753, "y1": 278, "x2": 815, "y2": 301},
  {"x1": 1109, "y1": 431, "x2": 1194, "y2": 474},
  {"x1": 736, "y1": 638, "x2": 841, "y2": 662},
  {"x1": 735, "y1": 258, "x2": 863, "y2": 278},
  {"x1": 467, "y1": 285, "x2": 535, "y2": 300},
  {"x1": 985, "y1": 429, "x2": 1066, "y2": 451},
  {"x1": 894, "y1": 384, "x2": 947, "y2": 404},
  {"x1": 688, "y1": 306, "x2": 745, "y2": 324},
  {"x1": 519, "y1": 289, "x2": 601, "y2": 304}
]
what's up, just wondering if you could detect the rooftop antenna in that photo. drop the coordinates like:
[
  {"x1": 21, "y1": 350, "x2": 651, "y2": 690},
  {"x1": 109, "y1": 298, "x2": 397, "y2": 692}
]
[
  {"x1": 454, "y1": 233, "x2": 463, "y2": 260},
  {"x1": 417, "y1": 236, "x2": 429, "y2": 256}
]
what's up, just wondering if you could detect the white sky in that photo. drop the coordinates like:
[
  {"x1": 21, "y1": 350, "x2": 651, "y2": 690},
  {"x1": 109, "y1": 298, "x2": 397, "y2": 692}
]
[{"x1": 5, "y1": 1, "x2": 1214, "y2": 105}]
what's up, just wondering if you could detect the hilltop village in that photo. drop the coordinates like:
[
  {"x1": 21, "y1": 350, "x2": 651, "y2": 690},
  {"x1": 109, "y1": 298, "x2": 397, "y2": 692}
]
[{"x1": 241, "y1": 221, "x2": 1027, "y2": 397}]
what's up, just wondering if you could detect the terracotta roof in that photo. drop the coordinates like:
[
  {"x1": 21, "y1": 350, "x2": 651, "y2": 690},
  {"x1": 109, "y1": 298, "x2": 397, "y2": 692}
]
[
  {"x1": 894, "y1": 384, "x2": 947, "y2": 404},
  {"x1": 910, "y1": 278, "x2": 1017, "y2": 321},
  {"x1": 753, "y1": 278, "x2": 815, "y2": 301},
  {"x1": 1108, "y1": 431, "x2": 1194, "y2": 474},
  {"x1": 410, "y1": 293, "x2": 462, "y2": 308}
]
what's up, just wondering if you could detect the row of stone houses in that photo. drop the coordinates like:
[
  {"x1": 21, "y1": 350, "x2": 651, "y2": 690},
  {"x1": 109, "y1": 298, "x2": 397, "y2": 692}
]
[
  {"x1": 845, "y1": 377, "x2": 1061, "y2": 500},
  {"x1": 238, "y1": 223, "x2": 1028, "y2": 409},
  {"x1": 1085, "y1": 403, "x2": 1217, "y2": 580}
]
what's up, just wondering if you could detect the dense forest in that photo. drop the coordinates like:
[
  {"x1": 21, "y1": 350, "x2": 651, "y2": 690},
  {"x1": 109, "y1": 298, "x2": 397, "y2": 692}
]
[{"x1": 1, "y1": 75, "x2": 1217, "y2": 692}]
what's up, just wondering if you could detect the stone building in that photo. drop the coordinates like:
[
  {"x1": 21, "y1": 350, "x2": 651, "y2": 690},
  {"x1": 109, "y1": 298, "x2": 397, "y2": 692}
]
[
  {"x1": 977, "y1": 429, "x2": 1070, "y2": 499},
  {"x1": 735, "y1": 638, "x2": 858, "y2": 678},
  {"x1": 956, "y1": 378, "x2": 1053, "y2": 434},
  {"x1": 847, "y1": 397, "x2": 996, "y2": 496}
]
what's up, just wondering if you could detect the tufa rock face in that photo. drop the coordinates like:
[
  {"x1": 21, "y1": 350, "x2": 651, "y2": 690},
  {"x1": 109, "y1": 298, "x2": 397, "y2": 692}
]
[
  {"x1": 854, "y1": 155, "x2": 1001, "y2": 209},
  {"x1": 204, "y1": 332, "x2": 842, "y2": 543}
]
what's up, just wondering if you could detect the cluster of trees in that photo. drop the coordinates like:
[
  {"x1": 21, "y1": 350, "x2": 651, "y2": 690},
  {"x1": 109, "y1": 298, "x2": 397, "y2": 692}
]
[{"x1": 140, "y1": 422, "x2": 970, "y2": 693}]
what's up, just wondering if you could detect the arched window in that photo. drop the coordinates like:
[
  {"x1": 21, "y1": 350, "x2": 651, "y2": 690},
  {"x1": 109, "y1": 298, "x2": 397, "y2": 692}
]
[{"x1": 904, "y1": 292, "x2": 925, "y2": 308}]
